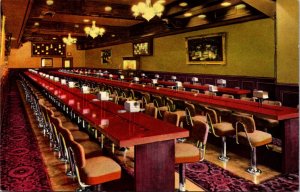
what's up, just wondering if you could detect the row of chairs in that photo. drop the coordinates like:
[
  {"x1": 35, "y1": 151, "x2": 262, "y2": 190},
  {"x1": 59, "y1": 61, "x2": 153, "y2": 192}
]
[
  {"x1": 19, "y1": 75, "x2": 122, "y2": 191},
  {"x1": 144, "y1": 96, "x2": 273, "y2": 176}
]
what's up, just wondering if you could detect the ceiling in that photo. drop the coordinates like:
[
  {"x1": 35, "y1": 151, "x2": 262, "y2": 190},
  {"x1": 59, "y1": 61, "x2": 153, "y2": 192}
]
[{"x1": 2, "y1": 0, "x2": 276, "y2": 49}]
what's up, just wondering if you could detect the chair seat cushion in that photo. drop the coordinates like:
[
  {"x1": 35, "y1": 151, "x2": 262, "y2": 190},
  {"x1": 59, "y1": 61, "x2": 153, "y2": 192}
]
[
  {"x1": 48, "y1": 106, "x2": 57, "y2": 111},
  {"x1": 238, "y1": 130, "x2": 272, "y2": 147},
  {"x1": 175, "y1": 143, "x2": 200, "y2": 164},
  {"x1": 71, "y1": 130, "x2": 90, "y2": 142},
  {"x1": 55, "y1": 115, "x2": 69, "y2": 123},
  {"x1": 192, "y1": 115, "x2": 207, "y2": 123},
  {"x1": 158, "y1": 106, "x2": 168, "y2": 111},
  {"x1": 44, "y1": 103, "x2": 53, "y2": 107},
  {"x1": 81, "y1": 156, "x2": 121, "y2": 185},
  {"x1": 213, "y1": 122, "x2": 235, "y2": 136},
  {"x1": 53, "y1": 111, "x2": 63, "y2": 117},
  {"x1": 172, "y1": 110, "x2": 186, "y2": 118},
  {"x1": 79, "y1": 140, "x2": 102, "y2": 158},
  {"x1": 62, "y1": 122, "x2": 79, "y2": 131}
]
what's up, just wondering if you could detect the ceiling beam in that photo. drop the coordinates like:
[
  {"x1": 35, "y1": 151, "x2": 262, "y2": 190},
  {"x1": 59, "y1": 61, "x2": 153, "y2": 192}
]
[
  {"x1": 241, "y1": 0, "x2": 276, "y2": 19},
  {"x1": 2, "y1": 0, "x2": 33, "y2": 48}
]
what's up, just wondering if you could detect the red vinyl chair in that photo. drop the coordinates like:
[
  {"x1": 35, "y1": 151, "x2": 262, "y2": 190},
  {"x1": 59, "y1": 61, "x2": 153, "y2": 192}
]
[
  {"x1": 68, "y1": 140, "x2": 121, "y2": 191},
  {"x1": 163, "y1": 111, "x2": 209, "y2": 191}
]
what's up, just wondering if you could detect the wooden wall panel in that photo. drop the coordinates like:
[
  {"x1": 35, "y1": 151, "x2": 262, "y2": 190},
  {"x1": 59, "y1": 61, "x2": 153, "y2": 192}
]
[
  {"x1": 276, "y1": 84, "x2": 299, "y2": 107},
  {"x1": 241, "y1": 80, "x2": 256, "y2": 90}
]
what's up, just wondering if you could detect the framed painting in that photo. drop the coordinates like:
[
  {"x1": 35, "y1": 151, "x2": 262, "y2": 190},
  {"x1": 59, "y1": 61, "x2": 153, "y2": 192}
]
[
  {"x1": 101, "y1": 49, "x2": 112, "y2": 64},
  {"x1": 185, "y1": 33, "x2": 226, "y2": 64},
  {"x1": 133, "y1": 39, "x2": 153, "y2": 56},
  {"x1": 41, "y1": 58, "x2": 53, "y2": 67}
]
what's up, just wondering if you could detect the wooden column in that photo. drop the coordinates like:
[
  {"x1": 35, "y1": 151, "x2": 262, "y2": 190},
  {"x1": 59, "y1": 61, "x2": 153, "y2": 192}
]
[
  {"x1": 135, "y1": 140, "x2": 175, "y2": 192},
  {"x1": 282, "y1": 118, "x2": 299, "y2": 173}
]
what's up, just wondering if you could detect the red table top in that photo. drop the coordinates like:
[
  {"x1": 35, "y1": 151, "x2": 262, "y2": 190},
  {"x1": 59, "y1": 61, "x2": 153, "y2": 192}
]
[
  {"x1": 25, "y1": 72, "x2": 189, "y2": 147},
  {"x1": 50, "y1": 71, "x2": 299, "y2": 121}
]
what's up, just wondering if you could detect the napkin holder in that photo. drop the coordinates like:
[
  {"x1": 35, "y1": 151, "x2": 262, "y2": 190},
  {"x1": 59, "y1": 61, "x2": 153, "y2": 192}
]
[
  {"x1": 97, "y1": 91, "x2": 110, "y2": 101},
  {"x1": 124, "y1": 101, "x2": 140, "y2": 112}
]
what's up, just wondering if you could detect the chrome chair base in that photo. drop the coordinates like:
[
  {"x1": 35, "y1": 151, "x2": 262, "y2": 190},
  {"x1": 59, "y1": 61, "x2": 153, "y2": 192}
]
[
  {"x1": 66, "y1": 170, "x2": 76, "y2": 178},
  {"x1": 218, "y1": 155, "x2": 229, "y2": 162},
  {"x1": 179, "y1": 183, "x2": 186, "y2": 191},
  {"x1": 177, "y1": 138, "x2": 186, "y2": 143},
  {"x1": 246, "y1": 167, "x2": 262, "y2": 175}
]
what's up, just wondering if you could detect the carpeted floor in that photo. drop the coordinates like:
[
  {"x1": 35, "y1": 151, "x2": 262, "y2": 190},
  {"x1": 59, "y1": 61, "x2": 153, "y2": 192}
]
[
  {"x1": 0, "y1": 80, "x2": 52, "y2": 191},
  {"x1": 179, "y1": 160, "x2": 299, "y2": 192}
]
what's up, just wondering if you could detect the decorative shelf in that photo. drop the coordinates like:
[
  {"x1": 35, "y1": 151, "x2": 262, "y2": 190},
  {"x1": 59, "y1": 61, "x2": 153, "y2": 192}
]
[{"x1": 32, "y1": 42, "x2": 66, "y2": 57}]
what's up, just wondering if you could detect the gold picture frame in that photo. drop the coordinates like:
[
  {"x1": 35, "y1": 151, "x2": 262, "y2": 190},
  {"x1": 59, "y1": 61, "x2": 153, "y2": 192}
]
[
  {"x1": 101, "y1": 49, "x2": 112, "y2": 64},
  {"x1": 41, "y1": 58, "x2": 53, "y2": 67},
  {"x1": 185, "y1": 33, "x2": 226, "y2": 65}
]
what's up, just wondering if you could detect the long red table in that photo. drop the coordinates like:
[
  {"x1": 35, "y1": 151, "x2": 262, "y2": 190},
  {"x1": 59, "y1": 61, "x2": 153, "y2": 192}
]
[
  {"x1": 25, "y1": 71, "x2": 189, "y2": 191},
  {"x1": 135, "y1": 79, "x2": 251, "y2": 98},
  {"x1": 88, "y1": 73, "x2": 251, "y2": 98},
  {"x1": 51, "y1": 71, "x2": 299, "y2": 173}
]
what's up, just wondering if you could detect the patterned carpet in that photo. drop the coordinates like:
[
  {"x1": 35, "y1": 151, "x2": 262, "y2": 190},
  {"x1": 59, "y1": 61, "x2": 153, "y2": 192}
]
[
  {"x1": 179, "y1": 160, "x2": 299, "y2": 192},
  {"x1": 0, "y1": 81, "x2": 52, "y2": 191}
]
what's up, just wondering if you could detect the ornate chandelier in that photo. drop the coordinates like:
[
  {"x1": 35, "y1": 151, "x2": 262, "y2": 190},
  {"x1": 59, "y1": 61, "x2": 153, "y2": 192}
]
[
  {"x1": 62, "y1": 33, "x2": 77, "y2": 45},
  {"x1": 131, "y1": 0, "x2": 165, "y2": 21},
  {"x1": 84, "y1": 21, "x2": 105, "y2": 39}
]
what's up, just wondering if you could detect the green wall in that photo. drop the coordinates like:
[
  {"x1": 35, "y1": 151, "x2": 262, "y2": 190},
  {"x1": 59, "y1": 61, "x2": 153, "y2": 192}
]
[
  {"x1": 141, "y1": 19, "x2": 275, "y2": 77},
  {"x1": 86, "y1": 19, "x2": 275, "y2": 78},
  {"x1": 85, "y1": 43, "x2": 132, "y2": 69},
  {"x1": 276, "y1": 0, "x2": 299, "y2": 84}
]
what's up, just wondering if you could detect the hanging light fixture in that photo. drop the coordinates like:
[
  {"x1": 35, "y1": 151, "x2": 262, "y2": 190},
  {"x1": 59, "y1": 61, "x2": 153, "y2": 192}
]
[
  {"x1": 62, "y1": 33, "x2": 77, "y2": 45},
  {"x1": 131, "y1": 0, "x2": 165, "y2": 21},
  {"x1": 84, "y1": 21, "x2": 105, "y2": 39}
]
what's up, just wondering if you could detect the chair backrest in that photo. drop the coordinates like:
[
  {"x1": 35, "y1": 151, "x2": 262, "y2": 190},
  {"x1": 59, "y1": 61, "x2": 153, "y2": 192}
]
[
  {"x1": 163, "y1": 111, "x2": 180, "y2": 127},
  {"x1": 190, "y1": 120, "x2": 209, "y2": 145},
  {"x1": 49, "y1": 112, "x2": 62, "y2": 131},
  {"x1": 262, "y1": 100, "x2": 282, "y2": 106},
  {"x1": 69, "y1": 140, "x2": 86, "y2": 168},
  {"x1": 152, "y1": 95, "x2": 164, "y2": 107},
  {"x1": 59, "y1": 124, "x2": 75, "y2": 146},
  {"x1": 222, "y1": 94, "x2": 234, "y2": 99},
  {"x1": 38, "y1": 98, "x2": 46, "y2": 105},
  {"x1": 204, "y1": 91, "x2": 216, "y2": 96},
  {"x1": 205, "y1": 107, "x2": 218, "y2": 124},
  {"x1": 113, "y1": 87, "x2": 121, "y2": 96},
  {"x1": 232, "y1": 114, "x2": 256, "y2": 133},
  {"x1": 39, "y1": 101, "x2": 48, "y2": 117},
  {"x1": 129, "y1": 89, "x2": 135, "y2": 100},
  {"x1": 184, "y1": 102, "x2": 196, "y2": 117},
  {"x1": 193, "y1": 103, "x2": 207, "y2": 116},
  {"x1": 142, "y1": 93, "x2": 151, "y2": 104},
  {"x1": 191, "y1": 89, "x2": 200, "y2": 94},
  {"x1": 240, "y1": 97, "x2": 256, "y2": 102},
  {"x1": 121, "y1": 90, "x2": 129, "y2": 98},
  {"x1": 165, "y1": 97, "x2": 176, "y2": 112},
  {"x1": 145, "y1": 103, "x2": 158, "y2": 119}
]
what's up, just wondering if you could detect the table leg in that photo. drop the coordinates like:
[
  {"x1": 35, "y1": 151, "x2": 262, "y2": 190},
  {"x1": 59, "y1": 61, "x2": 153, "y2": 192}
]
[
  {"x1": 282, "y1": 118, "x2": 299, "y2": 173},
  {"x1": 135, "y1": 140, "x2": 175, "y2": 192}
]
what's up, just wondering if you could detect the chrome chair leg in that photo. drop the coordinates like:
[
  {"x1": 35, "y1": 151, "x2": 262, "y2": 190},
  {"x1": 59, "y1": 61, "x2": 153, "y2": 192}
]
[
  {"x1": 218, "y1": 136, "x2": 229, "y2": 162},
  {"x1": 178, "y1": 164, "x2": 186, "y2": 192},
  {"x1": 246, "y1": 147, "x2": 262, "y2": 175}
]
